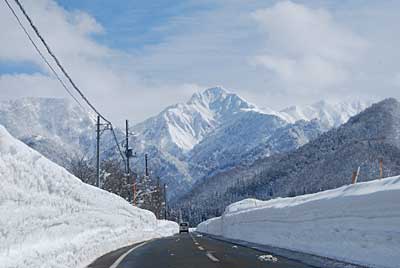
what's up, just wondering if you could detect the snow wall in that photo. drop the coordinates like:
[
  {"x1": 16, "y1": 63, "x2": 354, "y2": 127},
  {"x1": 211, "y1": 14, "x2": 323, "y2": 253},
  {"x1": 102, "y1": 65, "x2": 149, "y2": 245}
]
[
  {"x1": 197, "y1": 176, "x2": 400, "y2": 268},
  {"x1": 0, "y1": 125, "x2": 178, "y2": 268}
]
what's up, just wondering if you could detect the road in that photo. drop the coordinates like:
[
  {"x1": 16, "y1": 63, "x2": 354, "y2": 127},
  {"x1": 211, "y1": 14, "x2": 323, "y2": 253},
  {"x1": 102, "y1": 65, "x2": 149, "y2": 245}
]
[{"x1": 89, "y1": 233, "x2": 315, "y2": 268}]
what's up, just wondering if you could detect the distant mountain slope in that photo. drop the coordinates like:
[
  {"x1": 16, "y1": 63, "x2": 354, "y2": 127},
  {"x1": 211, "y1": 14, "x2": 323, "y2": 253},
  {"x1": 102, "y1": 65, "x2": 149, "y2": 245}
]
[
  {"x1": 188, "y1": 113, "x2": 323, "y2": 181},
  {"x1": 0, "y1": 98, "x2": 124, "y2": 168},
  {"x1": 177, "y1": 98, "x2": 400, "y2": 225},
  {"x1": 278, "y1": 100, "x2": 372, "y2": 129},
  {"x1": 0, "y1": 98, "x2": 95, "y2": 166}
]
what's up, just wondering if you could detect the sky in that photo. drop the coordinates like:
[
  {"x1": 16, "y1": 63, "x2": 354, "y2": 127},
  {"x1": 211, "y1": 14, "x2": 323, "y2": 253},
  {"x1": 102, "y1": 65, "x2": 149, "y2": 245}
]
[{"x1": 1, "y1": 0, "x2": 400, "y2": 124}]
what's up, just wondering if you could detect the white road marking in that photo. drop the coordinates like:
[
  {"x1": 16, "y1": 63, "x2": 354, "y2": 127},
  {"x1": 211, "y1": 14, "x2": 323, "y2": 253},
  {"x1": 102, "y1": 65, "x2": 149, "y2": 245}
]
[
  {"x1": 194, "y1": 242, "x2": 199, "y2": 245},
  {"x1": 258, "y1": 254, "x2": 278, "y2": 263},
  {"x1": 109, "y1": 242, "x2": 147, "y2": 268},
  {"x1": 206, "y1": 252, "x2": 220, "y2": 262},
  {"x1": 198, "y1": 246, "x2": 204, "y2": 251}
]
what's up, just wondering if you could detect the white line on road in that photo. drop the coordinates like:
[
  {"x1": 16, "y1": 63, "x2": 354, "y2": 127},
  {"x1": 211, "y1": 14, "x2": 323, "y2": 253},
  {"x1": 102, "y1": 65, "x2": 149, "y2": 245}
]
[
  {"x1": 109, "y1": 242, "x2": 147, "y2": 268},
  {"x1": 198, "y1": 246, "x2": 204, "y2": 251},
  {"x1": 206, "y1": 252, "x2": 219, "y2": 262}
]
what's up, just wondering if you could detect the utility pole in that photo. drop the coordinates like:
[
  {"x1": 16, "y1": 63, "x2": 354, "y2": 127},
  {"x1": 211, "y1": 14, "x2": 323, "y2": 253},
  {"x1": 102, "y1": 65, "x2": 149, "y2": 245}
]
[
  {"x1": 96, "y1": 115, "x2": 100, "y2": 188},
  {"x1": 126, "y1": 120, "x2": 133, "y2": 203},
  {"x1": 145, "y1": 153, "x2": 149, "y2": 177},
  {"x1": 164, "y1": 183, "x2": 168, "y2": 220}
]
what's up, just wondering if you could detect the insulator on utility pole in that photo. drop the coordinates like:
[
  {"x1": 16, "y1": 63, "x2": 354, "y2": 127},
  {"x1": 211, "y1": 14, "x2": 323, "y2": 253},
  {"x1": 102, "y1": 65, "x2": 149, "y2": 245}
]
[{"x1": 96, "y1": 115, "x2": 100, "y2": 188}]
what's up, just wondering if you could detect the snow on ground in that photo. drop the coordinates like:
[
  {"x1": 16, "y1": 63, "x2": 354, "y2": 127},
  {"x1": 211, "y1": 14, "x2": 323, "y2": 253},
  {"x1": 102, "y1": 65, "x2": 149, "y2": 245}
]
[
  {"x1": 197, "y1": 177, "x2": 400, "y2": 268},
  {"x1": 0, "y1": 125, "x2": 178, "y2": 268}
]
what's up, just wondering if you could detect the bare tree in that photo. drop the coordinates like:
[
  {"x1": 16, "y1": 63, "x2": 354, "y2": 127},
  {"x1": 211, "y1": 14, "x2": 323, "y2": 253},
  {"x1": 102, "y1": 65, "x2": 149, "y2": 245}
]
[{"x1": 69, "y1": 154, "x2": 96, "y2": 185}]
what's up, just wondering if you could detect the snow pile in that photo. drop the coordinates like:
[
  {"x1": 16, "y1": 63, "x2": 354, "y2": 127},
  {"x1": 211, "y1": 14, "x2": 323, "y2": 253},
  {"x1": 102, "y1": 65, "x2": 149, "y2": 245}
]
[
  {"x1": 0, "y1": 125, "x2": 178, "y2": 268},
  {"x1": 197, "y1": 177, "x2": 400, "y2": 268}
]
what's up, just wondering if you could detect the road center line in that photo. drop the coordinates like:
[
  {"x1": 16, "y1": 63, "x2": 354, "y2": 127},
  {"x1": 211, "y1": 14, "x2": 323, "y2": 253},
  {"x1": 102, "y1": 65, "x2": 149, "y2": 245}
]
[
  {"x1": 198, "y1": 246, "x2": 204, "y2": 251},
  {"x1": 109, "y1": 242, "x2": 147, "y2": 268},
  {"x1": 206, "y1": 252, "x2": 219, "y2": 262}
]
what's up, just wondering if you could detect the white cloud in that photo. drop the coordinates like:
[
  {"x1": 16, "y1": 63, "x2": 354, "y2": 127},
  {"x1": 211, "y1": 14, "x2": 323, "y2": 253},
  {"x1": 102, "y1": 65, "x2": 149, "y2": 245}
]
[
  {"x1": 0, "y1": 73, "x2": 61, "y2": 98},
  {"x1": 252, "y1": 1, "x2": 367, "y2": 92},
  {"x1": 1, "y1": 0, "x2": 400, "y2": 123},
  {"x1": 0, "y1": 0, "x2": 108, "y2": 64},
  {"x1": 394, "y1": 73, "x2": 400, "y2": 87}
]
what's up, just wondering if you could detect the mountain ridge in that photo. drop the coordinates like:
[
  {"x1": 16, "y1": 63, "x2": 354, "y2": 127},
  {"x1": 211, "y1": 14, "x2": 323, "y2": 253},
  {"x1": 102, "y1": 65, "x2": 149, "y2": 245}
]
[{"x1": 0, "y1": 87, "x2": 373, "y2": 199}]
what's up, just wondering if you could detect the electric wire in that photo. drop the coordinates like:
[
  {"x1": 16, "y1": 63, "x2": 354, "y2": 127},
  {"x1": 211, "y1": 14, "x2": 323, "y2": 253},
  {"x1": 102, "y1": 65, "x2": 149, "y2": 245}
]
[
  {"x1": 4, "y1": 0, "x2": 127, "y2": 164},
  {"x1": 3, "y1": 0, "x2": 89, "y2": 116},
  {"x1": 12, "y1": 0, "x2": 108, "y2": 123}
]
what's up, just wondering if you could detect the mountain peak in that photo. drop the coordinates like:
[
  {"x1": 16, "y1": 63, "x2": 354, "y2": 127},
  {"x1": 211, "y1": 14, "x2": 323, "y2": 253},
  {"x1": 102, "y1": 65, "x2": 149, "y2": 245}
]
[
  {"x1": 189, "y1": 86, "x2": 255, "y2": 112},
  {"x1": 189, "y1": 86, "x2": 228, "y2": 104},
  {"x1": 203, "y1": 86, "x2": 228, "y2": 98}
]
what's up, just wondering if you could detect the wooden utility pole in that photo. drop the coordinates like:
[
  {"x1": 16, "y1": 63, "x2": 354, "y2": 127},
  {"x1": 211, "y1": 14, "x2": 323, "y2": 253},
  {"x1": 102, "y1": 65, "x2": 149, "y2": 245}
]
[
  {"x1": 379, "y1": 159, "x2": 383, "y2": 179},
  {"x1": 145, "y1": 153, "x2": 149, "y2": 177},
  {"x1": 125, "y1": 120, "x2": 133, "y2": 203},
  {"x1": 96, "y1": 115, "x2": 100, "y2": 188},
  {"x1": 133, "y1": 181, "x2": 136, "y2": 205},
  {"x1": 164, "y1": 183, "x2": 168, "y2": 220}
]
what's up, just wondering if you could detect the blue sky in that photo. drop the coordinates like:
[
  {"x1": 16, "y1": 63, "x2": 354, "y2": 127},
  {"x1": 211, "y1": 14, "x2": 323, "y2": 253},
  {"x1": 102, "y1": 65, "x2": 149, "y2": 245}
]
[
  {"x1": 1, "y1": 0, "x2": 400, "y2": 122},
  {"x1": 56, "y1": 0, "x2": 215, "y2": 51}
]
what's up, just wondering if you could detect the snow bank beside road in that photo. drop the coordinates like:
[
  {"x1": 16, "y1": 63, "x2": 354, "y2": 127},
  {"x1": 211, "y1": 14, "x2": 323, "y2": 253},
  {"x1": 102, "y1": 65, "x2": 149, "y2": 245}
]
[
  {"x1": 0, "y1": 125, "x2": 178, "y2": 268},
  {"x1": 197, "y1": 177, "x2": 400, "y2": 268}
]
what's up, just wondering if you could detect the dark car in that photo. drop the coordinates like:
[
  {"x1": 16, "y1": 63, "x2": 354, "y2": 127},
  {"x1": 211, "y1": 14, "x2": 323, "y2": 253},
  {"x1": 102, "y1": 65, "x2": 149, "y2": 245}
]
[{"x1": 179, "y1": 222, "x2": 189, "y2": 233}]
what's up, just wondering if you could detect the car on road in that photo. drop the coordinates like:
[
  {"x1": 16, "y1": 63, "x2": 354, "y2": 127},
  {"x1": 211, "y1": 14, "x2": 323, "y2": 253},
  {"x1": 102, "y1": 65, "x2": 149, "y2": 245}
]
[{"x1": 179, "y1": 222, "x2": 189, "y2": 233}]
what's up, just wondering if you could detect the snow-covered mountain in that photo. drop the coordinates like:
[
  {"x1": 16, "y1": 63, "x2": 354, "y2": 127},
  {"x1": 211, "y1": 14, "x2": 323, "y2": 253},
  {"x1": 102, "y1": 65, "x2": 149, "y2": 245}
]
[
  {"x1": 133, "y1": 87, "x2": 256, "y2": 153},
  {"x1": 0, "y1": 98, "x2": 95, "y2": 166},
  {"x1": 0, "y1": 87, "x2": 371, "y2": 199},
  {"x1": 278, "y1": 100, "x2": 372, "y2": 129},
  {"x1": 130, "y1": 87, "x2": 265, "y2": 196}
]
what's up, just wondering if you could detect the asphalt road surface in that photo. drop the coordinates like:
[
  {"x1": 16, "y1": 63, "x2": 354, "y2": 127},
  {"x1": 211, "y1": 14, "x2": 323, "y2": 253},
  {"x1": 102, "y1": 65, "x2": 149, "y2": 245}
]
[{"x1": 89, "y1": 233, "x2": 315, "y2": 268}]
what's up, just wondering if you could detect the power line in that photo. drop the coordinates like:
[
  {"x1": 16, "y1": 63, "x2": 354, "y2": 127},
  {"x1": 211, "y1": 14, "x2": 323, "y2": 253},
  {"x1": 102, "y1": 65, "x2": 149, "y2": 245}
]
[
  {"x1": 5, "y1": 0, "x2": 126, "y2": 165},
  {"x1": 12, "y1": 0, "x2": 110, "y2": 123},
  {"x1": 3, "y1": 0, "x2": 89, "y2": 116},
  {"x1": 110, "y1": 125, "x2": 127, "y2": 161}
]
